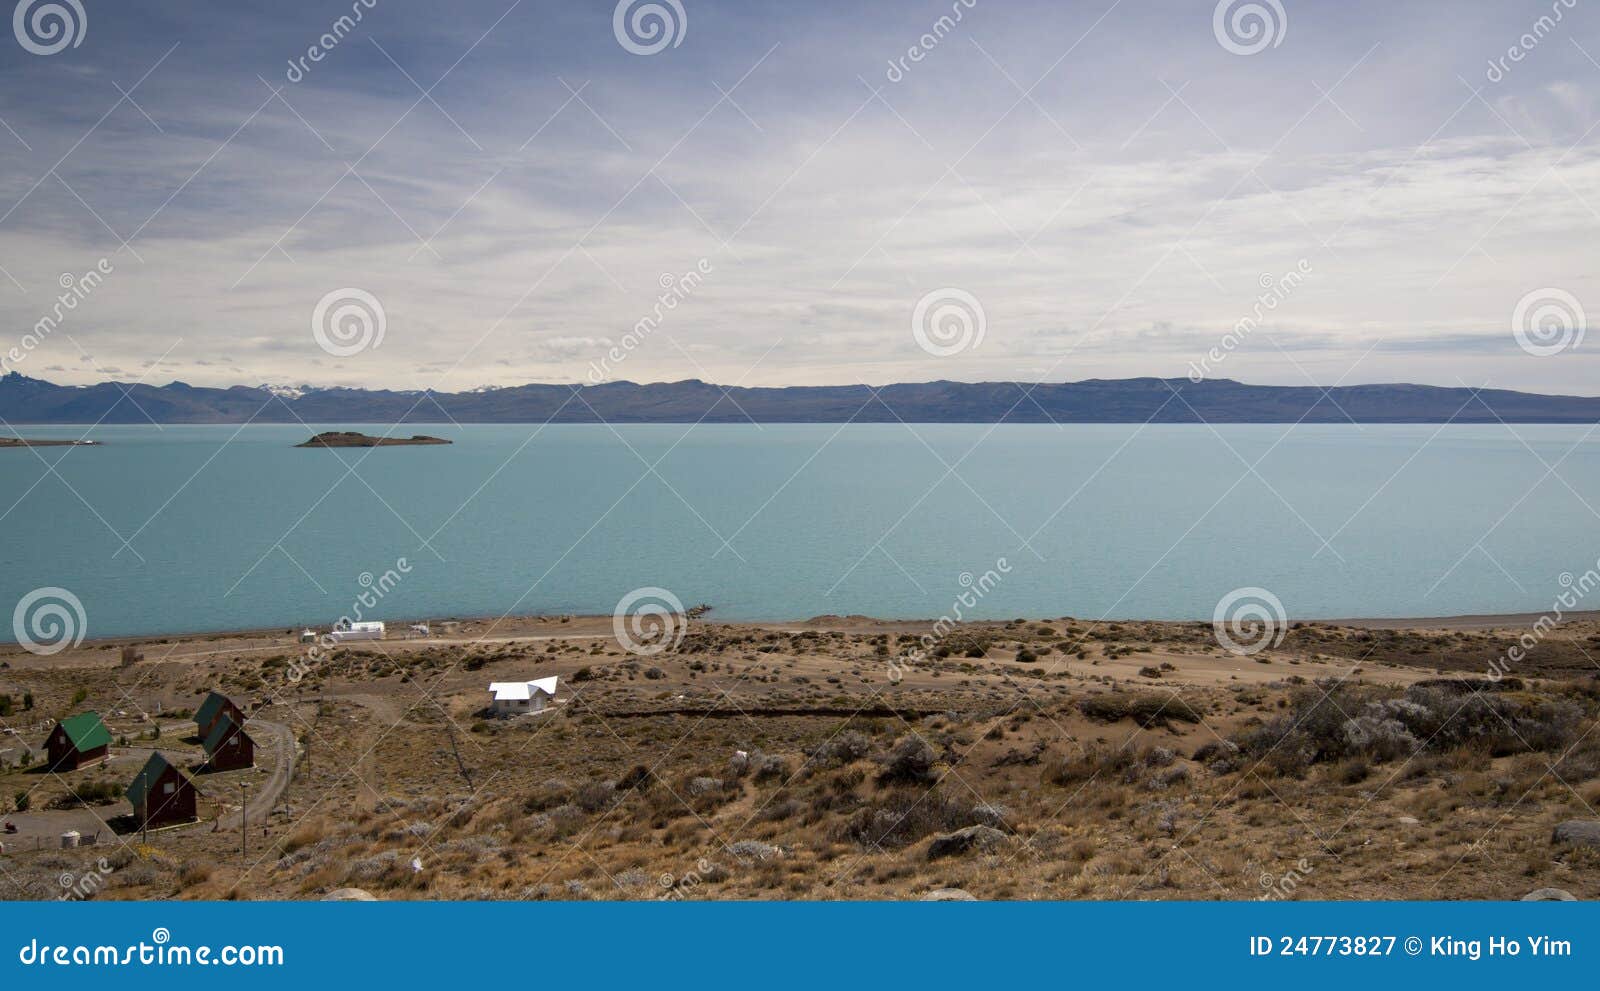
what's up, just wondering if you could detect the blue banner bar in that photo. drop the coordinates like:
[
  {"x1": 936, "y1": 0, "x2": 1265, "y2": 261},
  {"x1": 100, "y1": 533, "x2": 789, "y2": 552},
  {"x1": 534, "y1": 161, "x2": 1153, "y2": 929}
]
[{"x1": 2, "y1": 902, "x2": 1590, "y2": 988}]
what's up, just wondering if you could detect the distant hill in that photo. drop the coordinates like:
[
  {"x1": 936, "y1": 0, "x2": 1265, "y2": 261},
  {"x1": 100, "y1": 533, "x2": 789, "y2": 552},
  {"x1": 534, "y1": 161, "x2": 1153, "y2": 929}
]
[{"x1": 4, "y1": 372, "x2": 1600, "y2": 424}]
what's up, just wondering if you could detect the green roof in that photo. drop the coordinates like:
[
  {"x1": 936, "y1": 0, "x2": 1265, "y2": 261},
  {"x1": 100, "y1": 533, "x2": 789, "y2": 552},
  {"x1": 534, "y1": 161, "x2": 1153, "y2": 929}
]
[
  {"x1": 58, "y1": 712, "x2": 111, "y2": 753},
  {"x1": 126, "y1": 752, "x2": 195, "y2": 807},
  {"x1": 193, "y1": 691, "x2": 233, "y2": 729},
  {"x1": 203, "y1": 712, "x2": 251, "y2": 754}
]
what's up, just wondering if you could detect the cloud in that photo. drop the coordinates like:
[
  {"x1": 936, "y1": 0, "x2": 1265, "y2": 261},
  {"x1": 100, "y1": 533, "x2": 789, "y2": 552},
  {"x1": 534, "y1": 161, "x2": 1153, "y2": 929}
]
[{"x1": 0, "y1": 0, "x2": 1595, "y2": 396}]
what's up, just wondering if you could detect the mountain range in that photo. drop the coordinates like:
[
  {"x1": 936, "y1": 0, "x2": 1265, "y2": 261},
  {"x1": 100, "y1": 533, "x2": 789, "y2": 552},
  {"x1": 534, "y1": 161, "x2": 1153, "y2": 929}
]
[{"x1": 3, "y1": 372, "x2": 1599, "y2": 424}]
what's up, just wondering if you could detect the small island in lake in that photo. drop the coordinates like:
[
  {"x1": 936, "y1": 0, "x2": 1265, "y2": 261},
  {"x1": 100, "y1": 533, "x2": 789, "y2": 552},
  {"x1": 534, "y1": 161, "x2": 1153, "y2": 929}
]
[
  {"x1": 0, "y1": 437, "x2": 99, "y2": 448},
  {"x1": 296, "y1": 431, "x2": 452, "y2": 448}
]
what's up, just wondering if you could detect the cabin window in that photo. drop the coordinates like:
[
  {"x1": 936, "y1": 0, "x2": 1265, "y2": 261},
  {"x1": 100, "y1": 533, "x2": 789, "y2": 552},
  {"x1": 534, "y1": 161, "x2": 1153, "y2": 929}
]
[{"x1": 163, "y1": 782, "x2": 174, "y2": 794}]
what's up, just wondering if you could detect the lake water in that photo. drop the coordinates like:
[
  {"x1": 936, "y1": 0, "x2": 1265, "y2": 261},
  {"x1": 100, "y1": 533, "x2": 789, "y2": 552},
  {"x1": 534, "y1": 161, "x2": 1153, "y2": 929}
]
[{"x1": 2, "y1": 423, "x2": 1598, "y2": 640}]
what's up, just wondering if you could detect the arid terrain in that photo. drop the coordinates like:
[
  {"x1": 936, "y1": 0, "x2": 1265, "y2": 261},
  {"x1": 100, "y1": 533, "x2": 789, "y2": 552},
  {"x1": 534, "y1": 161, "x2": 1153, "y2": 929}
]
[{"x1": 2, "y1": 612, "x2": 1598, "y2": 901}]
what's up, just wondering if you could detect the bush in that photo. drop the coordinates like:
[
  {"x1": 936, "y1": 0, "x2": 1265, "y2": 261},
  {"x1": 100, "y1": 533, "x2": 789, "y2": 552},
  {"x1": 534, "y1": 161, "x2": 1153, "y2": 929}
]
[
  {"x1": 574, "y1": 782, "x2": 616, "y2": 814},
  {"x1": 13, "y1": 790, "x2": 28, "y2": 813},
  {"x1": 1234, "y1": 680, "x2": 1586, "y2": 776},
  {"x1": 752, "y1": 753, "x2": 789, "y2": 783},
  {"x1": 1077, "y1": 692, "x2": 1200, "y2": 727},
  {"x1": 807, "y1": 731, "x2": 872, "y2": 768},
  {"x1": 1045, "y1": 745, "x2": 1139, "y2": 786},
  {"x1": 876, "y1": 734, "x2": 937, "y2": 785},
  {"x1": 835, "y1": 790, "x2": 986, "y2": 849}
]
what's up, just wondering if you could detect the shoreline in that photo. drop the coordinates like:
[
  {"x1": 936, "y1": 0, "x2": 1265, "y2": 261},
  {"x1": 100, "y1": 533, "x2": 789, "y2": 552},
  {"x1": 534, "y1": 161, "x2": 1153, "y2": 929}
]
[{"x1": 5, "y1": 607, "x2": 1587, "y2": 654}]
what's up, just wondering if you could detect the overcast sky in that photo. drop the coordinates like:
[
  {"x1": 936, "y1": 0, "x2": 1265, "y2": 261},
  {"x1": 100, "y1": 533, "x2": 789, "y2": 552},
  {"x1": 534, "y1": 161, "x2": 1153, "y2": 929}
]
[{"x1": 0, "y1": 0, "x2": 1597, "y2": 394}]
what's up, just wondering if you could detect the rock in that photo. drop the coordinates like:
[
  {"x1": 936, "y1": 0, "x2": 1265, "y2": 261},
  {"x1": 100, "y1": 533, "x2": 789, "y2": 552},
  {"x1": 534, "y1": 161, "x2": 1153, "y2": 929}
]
[
  {"x1": 927, "y1": 825, "x2": 1007, "y2": 860},
  {"x1": 686, "y1": 776, "x2": 723, "y2": 796},
  {"x1": 969, "y1": 803, "x2": 1010, "y2": 828},
  {"x1": 1397, "y1": 816, "x2": 1420, "y2": 826},
  {"x1": 1522, "y1": 887, "x2": 1577, "y2": 901},
  {"x1": 322, "y1": 887, "x2": 378, "y2": 901},
  {"x1": 920, "y1": 888, "x2": 978, "y2": 901},
  {"x1": 1551, "y1": 820, "x2": 1600, "y2": 847},
  {"x1": 729, "y1": 840, "x2": 778, "y2": 861}
]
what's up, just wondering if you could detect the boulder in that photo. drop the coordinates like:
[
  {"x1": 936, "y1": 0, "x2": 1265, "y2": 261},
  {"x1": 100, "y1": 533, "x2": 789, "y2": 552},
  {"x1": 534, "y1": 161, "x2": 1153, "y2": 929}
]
[
  {"x1": 1521, "y1": 888, "x2": 1576, "y2": 901},
  {"x1": 920, "y1": 887, "x2": 978, "y2": 901},
  {"x1": 1551, "y1": 820, "x2": 1600, "y2": 848},
  {"x1": 927, "y1": 825, "x2": 1007, "y2": 861},
  {"x1": 322, "y1": 887, "x2": 378, "y2": 901}
]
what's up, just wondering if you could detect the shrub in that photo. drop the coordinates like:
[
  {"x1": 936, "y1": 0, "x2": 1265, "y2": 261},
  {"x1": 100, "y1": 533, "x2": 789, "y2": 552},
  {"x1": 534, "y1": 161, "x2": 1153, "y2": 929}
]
[
  {"x1": 1045, "y1": 745, "x2": 1139, "y2": 787},
  {"x1": 1333, "y1": 758, "x2": 1370, "y2": 784},
  {"x1": 835, "y1": 790, "x2": 985, "y2": 849},
  {"x1": 876, "y1": 734, "x2": 937, "y2": 785},
  {"x1": 752, "y1": 753, "x2": 789, "y2": 783},
  {"x1": 614, "y1": 765, "x2": 653, "y2": 792},
  {"x1": 574, "y1": 782, "x2": 616, "y2": 814},
  {"x1": 807, "y1": 731, "x2": 872, "y2": 768},
  {"x1": 1233, "y1": 680, "x2": 1586, "y2": 775},
  {"x1": 1077, "y1": 692, "x2": 1200, "y2": 727}
]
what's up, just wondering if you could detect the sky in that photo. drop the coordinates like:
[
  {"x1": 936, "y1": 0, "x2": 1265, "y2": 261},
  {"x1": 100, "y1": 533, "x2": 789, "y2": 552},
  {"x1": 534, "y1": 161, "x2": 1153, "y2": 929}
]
[{"x1": 0, "y1": 0, "x2": 1597, "y2": 394}]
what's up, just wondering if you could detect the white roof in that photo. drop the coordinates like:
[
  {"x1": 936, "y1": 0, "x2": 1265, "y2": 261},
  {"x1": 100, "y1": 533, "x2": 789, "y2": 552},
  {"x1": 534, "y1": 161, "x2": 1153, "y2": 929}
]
[{"x1": 489, "y1": 677, "x2": 559, "y2": 701}]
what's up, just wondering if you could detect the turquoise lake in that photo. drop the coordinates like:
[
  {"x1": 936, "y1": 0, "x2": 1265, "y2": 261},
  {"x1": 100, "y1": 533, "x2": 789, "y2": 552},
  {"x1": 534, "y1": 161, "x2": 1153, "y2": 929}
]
[{"x1": 2, "y1": 423, "x2": 1598, "y2": 639}]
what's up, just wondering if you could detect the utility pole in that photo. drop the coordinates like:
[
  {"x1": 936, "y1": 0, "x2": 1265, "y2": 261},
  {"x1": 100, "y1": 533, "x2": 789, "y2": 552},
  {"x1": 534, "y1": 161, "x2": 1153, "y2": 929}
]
[{"x1": 240, "y1": 782, "x2": 247, "y2": 860}]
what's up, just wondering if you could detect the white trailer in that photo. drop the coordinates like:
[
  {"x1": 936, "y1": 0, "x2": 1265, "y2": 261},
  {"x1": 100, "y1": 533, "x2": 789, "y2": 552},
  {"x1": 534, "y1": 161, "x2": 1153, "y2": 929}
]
[{"x1": 328, "y1": 621, "x2": 384, "y2": 642}]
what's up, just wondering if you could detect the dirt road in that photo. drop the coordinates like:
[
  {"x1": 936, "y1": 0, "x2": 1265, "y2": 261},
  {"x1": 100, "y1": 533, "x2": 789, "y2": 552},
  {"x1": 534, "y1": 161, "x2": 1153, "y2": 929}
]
[{"x1": 216, "y1": 720, "x2": 294, "y2": 830}]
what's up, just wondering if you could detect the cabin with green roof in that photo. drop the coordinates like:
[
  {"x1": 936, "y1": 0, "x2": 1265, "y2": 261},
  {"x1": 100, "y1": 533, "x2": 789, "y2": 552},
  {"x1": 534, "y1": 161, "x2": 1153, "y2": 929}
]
[
  {"x1": 201, "y1": 711, "x2": 255, "y2": 772},
  {"x1": 127, "y1": 752, "x2": 198, "y2": 827},
  {"x1": 45, "y1": 711, "x2": 112, "y2": 771},
  {"x1": 193, "y1": 691, "x2": 244, "y2": 740}
]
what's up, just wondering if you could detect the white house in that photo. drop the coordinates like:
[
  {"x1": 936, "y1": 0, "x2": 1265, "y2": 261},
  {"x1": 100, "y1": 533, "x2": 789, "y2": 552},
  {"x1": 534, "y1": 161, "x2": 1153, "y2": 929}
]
[
  {"x1": 328, "y1": 621, "x2": 384, "y2": 642},
  {"x1": 487, "y1": 676, "x2": 559, "y2": 717}
]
